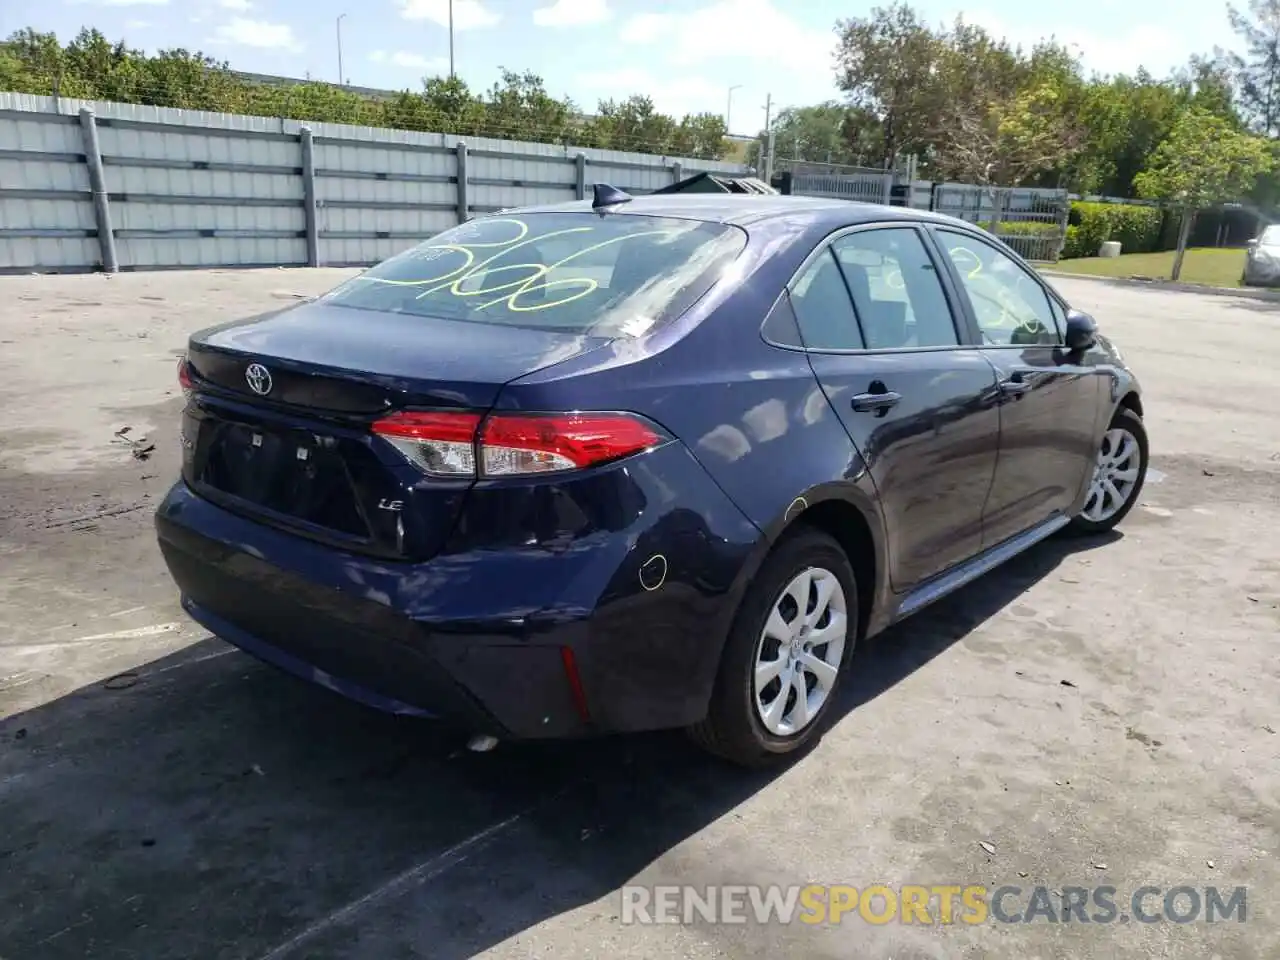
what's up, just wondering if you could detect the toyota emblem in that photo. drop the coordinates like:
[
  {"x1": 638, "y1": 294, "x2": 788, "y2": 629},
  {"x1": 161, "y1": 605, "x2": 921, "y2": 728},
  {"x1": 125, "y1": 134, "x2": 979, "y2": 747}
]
[{"x1": 245, "y1": 363, "x2": 273, "y2": 396}]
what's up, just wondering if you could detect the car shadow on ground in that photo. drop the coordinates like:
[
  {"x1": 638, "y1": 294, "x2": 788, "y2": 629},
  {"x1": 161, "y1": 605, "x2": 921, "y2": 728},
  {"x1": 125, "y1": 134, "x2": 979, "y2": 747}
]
[{"x1": 0, "y1": 530, "x2": 1119, "y2": 960}]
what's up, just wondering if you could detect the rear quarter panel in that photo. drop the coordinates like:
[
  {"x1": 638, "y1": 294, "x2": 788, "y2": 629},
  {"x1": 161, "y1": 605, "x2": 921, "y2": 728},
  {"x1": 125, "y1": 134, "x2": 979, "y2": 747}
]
[{"x1": 501, "y1": 212, "x2": 891, "y2": 630}]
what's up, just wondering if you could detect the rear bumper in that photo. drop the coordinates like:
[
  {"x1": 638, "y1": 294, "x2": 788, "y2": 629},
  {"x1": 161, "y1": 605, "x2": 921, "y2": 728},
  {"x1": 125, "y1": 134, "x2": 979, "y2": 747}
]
[
  {"x1": 158, "y1": 493, "x2": 580, "y2": 737},
  {"x1": 155, "y1": 453, "x2": 760, "y2": 738}
]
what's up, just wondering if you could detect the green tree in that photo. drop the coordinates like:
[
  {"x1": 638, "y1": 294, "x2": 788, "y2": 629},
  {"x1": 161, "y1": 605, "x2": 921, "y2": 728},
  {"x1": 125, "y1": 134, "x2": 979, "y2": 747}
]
[
  {"x1": 581, "y1": 95, "x2": 678, "y2": 154},
  {"x1": 770, "y1": 102, "x2": 879, "y2": 165},
  {"x1": 1180, "y1": 54, "x2": 1240, "y2": 121},
  {"x1": 141, "y1": 49, "x2": 246, "y2": 111},
  {"x1": 1225, "y1": 0, "x2": 1280, "y2": 136},
  {"x1": 1134, "y1": 107, "x2": 1273, "y2": 278},
  {"x1": 422, "y1": 75, "x2": 487, "y2": 133},
  {"x1": 1069, "y1": 72, "x2": 1195, "y2": 197},
  {"x1": 928, "y1": 21, "x2": 1036, "y2": 182},
  {"x1": 671, "y1": 112, "x2": 729, "y2": 159},
  {"x1": 484, "y1": 68, "x2": 574, "y2": 141},
  {"x1": 250, "y1": 81, "x2": 373, "y2": 125},
  {"x1": 0, "y1": 25, "x2": 728, "y2": 158},
  {"x1": 834, "y1": 3, "x2": 945, "y2": 167}
]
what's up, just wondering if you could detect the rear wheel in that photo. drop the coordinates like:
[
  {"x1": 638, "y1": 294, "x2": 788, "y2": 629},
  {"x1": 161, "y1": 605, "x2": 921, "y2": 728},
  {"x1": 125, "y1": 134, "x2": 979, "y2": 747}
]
[
  {"x1": 689, "y1": 529, "x2": 857, "y2": 767},
  {"x1": 1070, "y1": 406, "x2": 1148, "y2": 534}
]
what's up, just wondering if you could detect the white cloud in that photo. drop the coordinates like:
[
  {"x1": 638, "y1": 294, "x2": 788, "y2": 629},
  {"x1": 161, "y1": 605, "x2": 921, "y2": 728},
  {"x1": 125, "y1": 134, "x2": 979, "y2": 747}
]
[
  {"x1": 214, "y1": 18, "x2": 303, "y2": 51},
  {"x1": 219, "y1": 0, "x2": 252, "y2": 10},
  {"x1": 123, "y1": 18, "x2": 151, "y2": 28},
  {"x1": 620, "y1": 0, "x2": 836, "y2": 92},
  {"x1": 68, "y1": 0, "x2": 168, "y2": 6},
  {"x1": 398, "y1": 0, "x2": 500, "y2": 30},
  {"x1": 576, "y1": 67, "x2": 731, "y2": 120},
  {"x1": 534, "y1": 0, "x2": 610, "y2": 28},
  {"x1": 957, "y1": 12, "x2": 1165, "y2": 77},
  {"x1": 949, "y1": 10, "x2": 1236, "y2": 79},
  {"x1": 370, "y1": 50, "x2": 450, "y2": 72}
]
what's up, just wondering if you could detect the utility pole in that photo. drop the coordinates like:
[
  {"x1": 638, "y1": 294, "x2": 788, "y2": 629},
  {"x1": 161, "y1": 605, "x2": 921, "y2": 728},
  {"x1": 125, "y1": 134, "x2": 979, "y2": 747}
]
[
  {"x1": 726, "y1": 84, "x2": 742, "y2": 134},
  {"x1": 762, "y1": 93, "x2": 775, "y2": 183},
  {"x1": 336, "y1": 14, "x2": 347, "y2": 85},
  {"x1": 448, "y1": 0, "x2": 455, "y2": 79}
]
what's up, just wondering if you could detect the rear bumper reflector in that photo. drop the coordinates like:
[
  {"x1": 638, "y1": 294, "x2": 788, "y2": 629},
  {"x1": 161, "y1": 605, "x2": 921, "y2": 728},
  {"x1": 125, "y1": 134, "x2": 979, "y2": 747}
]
[{"x1": 560, "y1": 645, "x2": 592, "y2": 723}]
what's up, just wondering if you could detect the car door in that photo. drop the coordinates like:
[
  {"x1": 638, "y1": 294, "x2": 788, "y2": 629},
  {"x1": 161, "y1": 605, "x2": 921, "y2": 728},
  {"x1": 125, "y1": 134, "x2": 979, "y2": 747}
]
[
  {"x1": 790, "y1": 223, "x2": 1001, "y2": 593},
  {"x1": 928, "y1": 227, "x2": 1102, "y2": 549}
]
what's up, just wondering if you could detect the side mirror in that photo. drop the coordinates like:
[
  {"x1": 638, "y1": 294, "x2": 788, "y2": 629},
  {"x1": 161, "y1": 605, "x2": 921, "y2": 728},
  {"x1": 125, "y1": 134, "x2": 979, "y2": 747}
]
[
  {"x1": 1064, "y1": 309, "x2": 1097, "y2": 352},
  {"x1": 1248, "y1": 238, "x2": 1259, "y2": 250}
]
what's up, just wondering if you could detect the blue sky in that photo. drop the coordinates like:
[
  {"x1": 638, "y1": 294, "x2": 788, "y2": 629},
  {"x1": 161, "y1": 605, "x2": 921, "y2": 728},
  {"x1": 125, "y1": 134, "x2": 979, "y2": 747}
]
[{"x1": 5, "y1": 0, "x2": 1241, "y2": 134}]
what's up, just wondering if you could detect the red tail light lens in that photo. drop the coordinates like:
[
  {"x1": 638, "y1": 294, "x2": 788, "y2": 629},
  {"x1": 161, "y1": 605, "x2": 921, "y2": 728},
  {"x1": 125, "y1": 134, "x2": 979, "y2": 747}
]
[
  {"x1": 371, "y1": 410, "x2": 667, "y2": 478},
  {"x1": 481, "y1": 413, "x2": 665, "y2": 476},
  {"x1": 177, "y1": 357, "x2": 193, "y2": 392}
]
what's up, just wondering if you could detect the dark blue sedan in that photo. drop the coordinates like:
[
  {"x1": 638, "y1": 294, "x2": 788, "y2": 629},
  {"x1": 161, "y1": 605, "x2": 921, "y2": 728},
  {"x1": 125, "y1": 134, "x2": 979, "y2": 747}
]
[{"x1": 156, "y1": 190, "x2": 1148, "y2": 766}]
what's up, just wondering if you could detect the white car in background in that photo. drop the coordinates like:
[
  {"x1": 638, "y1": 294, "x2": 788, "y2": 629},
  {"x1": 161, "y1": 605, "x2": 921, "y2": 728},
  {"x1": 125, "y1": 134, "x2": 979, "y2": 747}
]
[{"x1": 1243, "y1": 224, "x2": 1280, "y2": 286}]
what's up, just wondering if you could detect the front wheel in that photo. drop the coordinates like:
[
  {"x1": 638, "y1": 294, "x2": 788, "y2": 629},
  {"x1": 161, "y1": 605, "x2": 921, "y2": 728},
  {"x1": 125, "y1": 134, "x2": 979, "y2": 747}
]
[
  {"x1": 1070, "y1": 406, "x2": 1148, "y2": 534},
  {"x1": 688, "y1": 529, "x2": 857, "y2": 767}
]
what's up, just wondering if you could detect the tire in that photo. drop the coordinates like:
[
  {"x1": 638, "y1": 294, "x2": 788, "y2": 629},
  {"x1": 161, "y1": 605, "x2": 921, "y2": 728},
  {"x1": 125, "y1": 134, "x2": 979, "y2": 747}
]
[
  {"x1": 1069, "y1": 406, "x2": 1148, "y2": 535},
  {"x1": 688, "y1": 528, "x2": 858, "y2": 767}
]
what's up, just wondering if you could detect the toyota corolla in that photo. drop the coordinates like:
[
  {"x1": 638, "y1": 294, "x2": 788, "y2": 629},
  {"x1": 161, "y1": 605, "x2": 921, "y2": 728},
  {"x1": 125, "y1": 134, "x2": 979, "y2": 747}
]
[{"x1": 156, "y1": 189, "x2": 1147, "y2": 767}]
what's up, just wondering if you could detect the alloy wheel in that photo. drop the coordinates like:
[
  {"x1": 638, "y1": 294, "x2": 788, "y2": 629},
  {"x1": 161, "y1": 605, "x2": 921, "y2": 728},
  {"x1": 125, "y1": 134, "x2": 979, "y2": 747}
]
[
  {"x1": 753, "y1": 566, "x2": 848, "y2": 737},
  {"x1": 1081, "y1": 426, "x2": 1142, "y2": 523}
]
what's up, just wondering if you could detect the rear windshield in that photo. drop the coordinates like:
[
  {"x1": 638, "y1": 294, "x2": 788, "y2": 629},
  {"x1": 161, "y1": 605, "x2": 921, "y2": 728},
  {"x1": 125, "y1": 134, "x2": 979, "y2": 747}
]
[{"x1": 321, "y1": 212, "x2": 747, "y2": 336}]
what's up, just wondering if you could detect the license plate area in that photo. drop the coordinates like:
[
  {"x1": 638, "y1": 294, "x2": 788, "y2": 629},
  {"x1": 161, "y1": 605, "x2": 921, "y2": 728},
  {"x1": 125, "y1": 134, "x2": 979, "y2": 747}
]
[{"x1": 200, "y1": 421, "x2": 370, "y2": 538}]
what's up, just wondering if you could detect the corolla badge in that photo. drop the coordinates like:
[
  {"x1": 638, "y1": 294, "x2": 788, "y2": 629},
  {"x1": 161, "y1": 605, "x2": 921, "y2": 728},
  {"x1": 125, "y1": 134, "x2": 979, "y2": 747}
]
[{"x1": 245, "y1": 363, "x2": 273, "y2": 396}]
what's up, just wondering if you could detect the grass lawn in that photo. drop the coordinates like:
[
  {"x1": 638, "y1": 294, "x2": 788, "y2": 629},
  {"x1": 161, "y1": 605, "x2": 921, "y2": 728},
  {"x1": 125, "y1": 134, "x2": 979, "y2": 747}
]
[{"x1": 1049, "y1": 247, "x2": 1247, "y2": 287}]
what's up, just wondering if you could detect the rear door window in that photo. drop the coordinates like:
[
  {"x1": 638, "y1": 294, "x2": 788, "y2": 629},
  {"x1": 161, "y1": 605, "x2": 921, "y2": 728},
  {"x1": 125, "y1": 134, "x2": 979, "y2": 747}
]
[
  {"x1": 322, "y1": 212, "x2": 747, "y2": 337},
  {"x1": 789, "y1": 248, "x2": 864, "y2": 350},
  {"x1": 831, "y1": 228, "x2": 959, "y2": 348}
]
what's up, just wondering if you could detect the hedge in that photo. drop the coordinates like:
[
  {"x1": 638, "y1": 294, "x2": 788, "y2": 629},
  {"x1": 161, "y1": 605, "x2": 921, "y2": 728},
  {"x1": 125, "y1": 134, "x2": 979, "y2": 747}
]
[
  {"x1": 1062, "y1": 201, "x2": 1164, "y2": 259},
  {"x1": 977, "y1": 220, "x2": 1061, "y2": 236}
]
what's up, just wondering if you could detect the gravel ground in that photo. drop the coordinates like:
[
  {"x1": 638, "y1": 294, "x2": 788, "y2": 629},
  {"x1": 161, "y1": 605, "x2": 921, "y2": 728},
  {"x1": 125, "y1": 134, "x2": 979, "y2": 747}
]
[{"x1": 0, "y1": 269, "x2": 1276, "y2": 960}]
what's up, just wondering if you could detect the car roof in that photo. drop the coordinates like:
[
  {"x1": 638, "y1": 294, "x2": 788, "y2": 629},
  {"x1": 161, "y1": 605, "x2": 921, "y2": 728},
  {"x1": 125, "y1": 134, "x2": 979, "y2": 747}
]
[{"x1": 499, "y1": 193, "x2": 974, "y2": 231}]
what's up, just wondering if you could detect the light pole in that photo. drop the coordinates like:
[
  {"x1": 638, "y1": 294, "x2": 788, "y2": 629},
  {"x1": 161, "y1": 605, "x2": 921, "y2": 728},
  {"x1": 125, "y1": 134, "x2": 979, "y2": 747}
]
[
  {"x1": 448, "y1": 0, "x2": 455, "y2": 79},
  {"x1": 336, "y1": 14, "x2": 346, "y2": 85},
  {"x1": 726, "y1": 84, "x2": 742, "y2": 134},
  {"x1": 762, "y1": 92, "x2": 774, "y2": 182}
]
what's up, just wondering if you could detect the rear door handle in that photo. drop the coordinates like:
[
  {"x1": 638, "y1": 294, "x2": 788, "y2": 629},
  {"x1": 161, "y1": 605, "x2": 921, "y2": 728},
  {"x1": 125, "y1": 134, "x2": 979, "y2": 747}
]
[{"x1": 851, "y1": 391, "x2": 902, "y2": 413}]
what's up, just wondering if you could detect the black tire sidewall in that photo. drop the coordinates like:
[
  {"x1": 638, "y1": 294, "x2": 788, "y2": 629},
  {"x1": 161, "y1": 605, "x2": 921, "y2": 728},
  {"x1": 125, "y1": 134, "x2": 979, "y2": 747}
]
[{"x1": 706, "y1": 529, "x2": 858, "y2": 761}]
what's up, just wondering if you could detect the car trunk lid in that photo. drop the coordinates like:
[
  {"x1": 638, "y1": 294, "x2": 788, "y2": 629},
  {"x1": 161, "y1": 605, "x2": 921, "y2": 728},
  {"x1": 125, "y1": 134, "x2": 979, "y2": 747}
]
[{"x1": 181, "y1": 300, "x2": 609, "y2": 559}]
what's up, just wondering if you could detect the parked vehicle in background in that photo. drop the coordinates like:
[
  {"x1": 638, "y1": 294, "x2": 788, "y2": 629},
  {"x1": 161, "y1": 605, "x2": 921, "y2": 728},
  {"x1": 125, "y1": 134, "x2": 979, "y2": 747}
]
[
  {"x1": 1243, "y1": 225, "x2": 1280, "y2": 286},
  {"x1": 156, "y1": 190, "x2": 1147, "y2": 767}
]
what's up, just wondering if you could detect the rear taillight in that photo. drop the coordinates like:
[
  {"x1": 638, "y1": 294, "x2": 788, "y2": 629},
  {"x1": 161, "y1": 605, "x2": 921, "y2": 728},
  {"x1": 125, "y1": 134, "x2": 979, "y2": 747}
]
[
  {"x1": 371, "y1": 410, "x2": 667, "y2": 478},
  {"x1": 177, "y1": 357, "x2": 193, "y2": 393},
  {"x1": 481, "y1": 413, "x2": 666, "y2": 475},
  {"x1": 372, "y1": 411, "x2": 482, "y2": 476}
]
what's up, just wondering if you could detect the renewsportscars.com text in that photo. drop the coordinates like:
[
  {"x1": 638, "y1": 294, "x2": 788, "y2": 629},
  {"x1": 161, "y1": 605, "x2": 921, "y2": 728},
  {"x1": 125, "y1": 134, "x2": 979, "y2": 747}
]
[{"x1": 620, "y1": 884, "x2": 1248, "y2": 926}]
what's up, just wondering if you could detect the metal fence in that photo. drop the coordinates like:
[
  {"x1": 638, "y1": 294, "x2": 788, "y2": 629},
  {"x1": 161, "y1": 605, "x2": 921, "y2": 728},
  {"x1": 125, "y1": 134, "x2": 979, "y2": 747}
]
[
  {"x1": 774, "y1": 162, "x2": 1070, "y2": 262},
  {"x1": 0, "y1": 93, "x2": 747, "y2": 274},
  {"x1": 777, "y1": 160, "x2": 894, "y2": 206},
  {"x1": 928, "y1": 184, "x2": 1069, "y2": 262}
]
